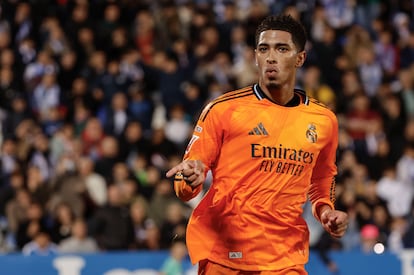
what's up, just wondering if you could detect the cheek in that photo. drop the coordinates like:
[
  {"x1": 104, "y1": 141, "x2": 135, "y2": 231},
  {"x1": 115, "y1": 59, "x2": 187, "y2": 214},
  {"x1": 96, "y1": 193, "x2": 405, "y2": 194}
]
[{"x1": 281, "y1": 57, "x2": 298, "y2": 69}]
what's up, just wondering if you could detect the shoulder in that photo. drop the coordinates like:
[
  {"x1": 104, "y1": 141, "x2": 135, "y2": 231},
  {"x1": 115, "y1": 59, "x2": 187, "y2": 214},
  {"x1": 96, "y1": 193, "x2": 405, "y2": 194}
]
[
  {"x1": 296, "y1": 90, "x2": 338, "y2": 135},
  {"x1": 199, "y1": 86, "x2": 254, "y2": 122},
  {"x1": 303, "y1": 94, "x2": 338, "y2": 125}
]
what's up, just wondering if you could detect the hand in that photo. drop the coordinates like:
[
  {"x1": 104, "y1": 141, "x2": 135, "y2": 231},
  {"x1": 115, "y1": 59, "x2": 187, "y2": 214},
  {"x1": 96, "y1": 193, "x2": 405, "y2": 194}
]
[
  {"x1": 320, "y1": 208, "x2": 349, "y2": 238},
  {"x1": 166, "y1": 159, "x2": 205, "y2": 188}
]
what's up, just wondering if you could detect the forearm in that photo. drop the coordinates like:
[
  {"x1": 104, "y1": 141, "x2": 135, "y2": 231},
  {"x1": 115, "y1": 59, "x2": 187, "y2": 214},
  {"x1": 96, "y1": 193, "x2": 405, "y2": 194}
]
[{"x1": 308, "y1": 177, "x2": 335, "y2": 221}]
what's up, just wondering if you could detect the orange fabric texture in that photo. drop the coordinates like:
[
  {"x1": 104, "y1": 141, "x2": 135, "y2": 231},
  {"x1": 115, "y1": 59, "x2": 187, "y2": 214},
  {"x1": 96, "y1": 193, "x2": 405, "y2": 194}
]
[
  {"x1": 175, "y1": 85, "x2": 337, "y2": 271},
  {"x1": 199, "y1": 260, "x2": 307, "y2": 275}
]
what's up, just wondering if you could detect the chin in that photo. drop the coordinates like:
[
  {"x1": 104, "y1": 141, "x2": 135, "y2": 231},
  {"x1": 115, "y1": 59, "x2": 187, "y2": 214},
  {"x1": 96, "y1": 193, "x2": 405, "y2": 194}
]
[{"x1": 266, "y1": 82, "x2": 281, "y2": 90}]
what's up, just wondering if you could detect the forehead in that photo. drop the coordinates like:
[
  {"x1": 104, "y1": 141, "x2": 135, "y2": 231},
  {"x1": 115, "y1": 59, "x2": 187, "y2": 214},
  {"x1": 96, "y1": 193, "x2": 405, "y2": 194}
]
[{"x1": 257, "y1": 30, "x2": 294, "y2": 45}]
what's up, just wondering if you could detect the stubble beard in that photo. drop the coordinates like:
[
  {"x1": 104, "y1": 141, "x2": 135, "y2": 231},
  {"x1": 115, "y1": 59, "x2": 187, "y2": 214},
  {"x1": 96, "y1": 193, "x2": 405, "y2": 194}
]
[{"x1": 266, "y1": 79, "x2": 281, "y2": 91}]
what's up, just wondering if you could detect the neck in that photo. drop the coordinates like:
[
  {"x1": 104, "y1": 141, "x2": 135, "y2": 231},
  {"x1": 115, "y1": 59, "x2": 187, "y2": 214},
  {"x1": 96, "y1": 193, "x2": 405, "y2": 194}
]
[{"x1": 259, "y1": 83, "x2": 295, "y2": 105}]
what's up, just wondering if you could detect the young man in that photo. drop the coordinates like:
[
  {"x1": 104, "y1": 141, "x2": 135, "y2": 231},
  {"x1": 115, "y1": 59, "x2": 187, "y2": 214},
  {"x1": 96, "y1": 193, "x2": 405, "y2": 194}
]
[{"x1": 166, "y1": 14, "x2": 348, "y2": 275}]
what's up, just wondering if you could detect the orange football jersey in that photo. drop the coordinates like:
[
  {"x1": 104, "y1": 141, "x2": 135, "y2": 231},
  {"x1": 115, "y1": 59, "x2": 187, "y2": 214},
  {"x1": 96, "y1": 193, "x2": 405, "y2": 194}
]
[{"x1": 174, "y1": 84, "x2": 337, "y2": 271}]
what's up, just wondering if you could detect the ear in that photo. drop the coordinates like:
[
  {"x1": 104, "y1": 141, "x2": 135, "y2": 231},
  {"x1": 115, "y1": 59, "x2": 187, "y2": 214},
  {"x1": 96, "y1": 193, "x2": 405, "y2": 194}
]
[{"x1": 295, "y1": 51, "x2": 306, "y2": 68}]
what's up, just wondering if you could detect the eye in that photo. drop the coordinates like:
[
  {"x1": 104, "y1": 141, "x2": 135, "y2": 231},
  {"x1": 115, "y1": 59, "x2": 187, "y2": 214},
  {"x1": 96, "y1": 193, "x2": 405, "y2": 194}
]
[
  {"x1": 278, "y1": 47, "x2": 289, "y2": 52},
  {"x1": 258, "y1": 46, "x2": 268, "y2": 53}
]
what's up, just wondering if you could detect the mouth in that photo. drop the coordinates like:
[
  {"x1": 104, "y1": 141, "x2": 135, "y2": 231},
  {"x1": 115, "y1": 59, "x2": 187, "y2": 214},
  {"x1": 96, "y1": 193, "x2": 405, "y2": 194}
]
[
  {"x1": 265, "y1": 68, "x2": 278, "y2": 78},
  {"x1": 266, "y1": 67, "x2": 278, "y2": 73}
]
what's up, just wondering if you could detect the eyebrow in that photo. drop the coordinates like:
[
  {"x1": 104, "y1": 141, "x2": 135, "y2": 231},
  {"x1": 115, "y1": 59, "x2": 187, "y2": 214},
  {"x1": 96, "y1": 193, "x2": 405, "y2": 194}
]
[{"x1": 257, "y1": 42, "x2": 291, "y2": 48}]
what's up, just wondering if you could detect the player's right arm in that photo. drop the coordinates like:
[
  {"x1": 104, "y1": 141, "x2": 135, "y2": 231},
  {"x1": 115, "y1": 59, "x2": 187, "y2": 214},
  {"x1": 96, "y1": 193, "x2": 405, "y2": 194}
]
[
  {"x1": 166, "y1": 159, "x2": 205, "y2": 201},
  {"x1": 166, "y1": 100, "x2": 224, "y2": 201}
]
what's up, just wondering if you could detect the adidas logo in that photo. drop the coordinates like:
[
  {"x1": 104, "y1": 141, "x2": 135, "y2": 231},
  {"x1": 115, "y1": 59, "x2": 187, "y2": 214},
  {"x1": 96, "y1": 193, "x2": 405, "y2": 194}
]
[
  {"x1": 229, "y1": 251, "x2": 242, "y2": 259},
  {"x1": 248, "y1": 122, "x2": 268, "y2": 135}
]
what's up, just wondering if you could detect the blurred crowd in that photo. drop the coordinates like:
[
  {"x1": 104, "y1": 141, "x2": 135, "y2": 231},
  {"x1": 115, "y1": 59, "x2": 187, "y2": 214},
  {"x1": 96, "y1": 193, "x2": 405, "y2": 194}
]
[{"x1": 0, "y1": 0, "x2": 413, "y2": 261}]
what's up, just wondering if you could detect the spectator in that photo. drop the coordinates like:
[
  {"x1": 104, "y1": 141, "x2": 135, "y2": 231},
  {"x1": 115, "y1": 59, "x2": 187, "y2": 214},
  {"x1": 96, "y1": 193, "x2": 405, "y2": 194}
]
[
  {"x1": 0, "y1": 137, "x2": 19, "y2": 186},
  {"x1": 118, "y1": 120, "x2": 151, "y2": 165},
  {"x1": 0, "y1": 170, "x2": 24, "y2": 218},
  {"x1": 376, "y1": 165, "x2": 413, "y2": 218},
  {"x1": 374, "y1": 28, "x2": 399, "y2": 77},
  {"x1": 31, "y1": 72, "x2": 61, "y2": 122},
  {"x1": 2, "y1": 95, "x2": 31, "y2": 138},
  {"x1": 394, "y1": 14, "x2": 414, "y2": 69},
  {"x1": 130, "y1": 156, "x2": 156, "y2": 201},
  {"x1": 148, "y1": 128, "x2": 178, "y2": 171},
  {"x1": 180, "y1": 80, "x2": 206, "y2": 120},
  {"x1": 49, "y1": 123, "x2": 77, "y2": 165},
  {"x1": 356, "y1": 45, "x2": 383, "y2": 98},
  {"x1": 5, "y1": 188, "x2": 31, "y2": 236},
  {"x1": 397, "y1": 68, "x2": 414, "y2": 119},
  {"x1": 300, "y1": 65, "x2": 336, "y2": 110},
  {"x1": 25, "y1": 165, "x2": 51, "y2": 208},
  {"x1": 94, "y1": 135, "x2": 121, "y2": 181},
  {"x1": 27, "y1": 132, "x2": 53, "y2": 182},
  {"x1": 74, "y1": 27, "x2": 96, "y2": 70},
  {"x1": 129, "y1": 196, "x2": 159, "y2": 250},
  {"x1": 95, "y1": 3, "x2": 121, "y2": 50},
  {"x1": 377, "y1": 93, "x2": 407, "y2": 165},
  {"x1": 22, "y1": 230, "x2": 58, "y2": 256},
  {"x1": 65, "y1": 76, "x2": 96, "y2": 125},
  {"x1": 396, "y1": 142, "x2": 414, "y2": 197},
  {"x1": 111, "y1": 162, "x2": 133, "y2": 185},
  {"x1": 57, "y1": 50, "x2": 79, "y2": 93},
  {"x1": 119, "y1": 49, "x2": 144, "y2": 86},
  {"x1": 403, "y1": 203, "x2": 414, "y2": 248},
  {"x1": 106, "y1": 26, "x2": 132, "y2": 61},
  {"x1": 77, "y1": 156, "x2": 107, "y2": 211},
  {"x1": 47, "y1": 153, "x2": 86, "y2": 219},
  {"x1": 357, "y1": 224, "x2": 380, "y2": 254},
  {"x1": 132, "y1": 9, "x2": 159, "y2": 65},
  {"x1": 150, "y1": 51, "x2": 189, "y2": 113},
  {"x1": 127, "y1": 83, "x2": 154, "y2": 132},
  {"x1": 16, "y1": 201, "x2": 50, "y2": 249},
  {"x1": 335, "y1": 69, "x2": 364, "y2": 114},
  {"x1": 58, "y1": 218, "x2": 99, "y2": 254},
  {"x1": 404, "y1": 119, "x2": 414, "y2": 144},
  {"x1": 49, "y1": 202, "x2": 75, "y2": 244},
  {"x1": 320, "y1": 0, "x2": 354, "y2": 32},
  {"x1": 372, "y1": 204, "x2": 392, "y2": 245},
  {"x1": 99, "y1": 91, "x2": 130, "y2": 137},
  {"x1": 64, "y1": 3, "x2": 93, "y2": 49},
  {"x1": 10, "y1": 2, "x2": 33, "y2": 45},
  {"x1": 345, "y1": 93, "x2": 382, "y2": 165},
  {"x1": 40, "y1": 17, "x2": 70, "y2": 58},
  {"x1": 88, "y1": 184, "x2": 133, "y2": 250},
  {"x1": 159, "y1": 238, "x2": 188, "y2": 275},
  {"x1": 80, "y1": 117, "x2": 105, "y2": 160},
  {"x1": 232, "y1": 45, "x2": 257, "y2": 89},
  {"x1": 164, "y1": 104, "x2": 192, "y2": 152},
  {"x1": 307, "y1": 23, "x2": 342, "y2": 89},
  {"x1": 0, "y1": 67, "x2": 21, "y2": 112},
  {"x1": 159, "y1": 201, "x2": 188, "y2": 249},
  {"x1": 23, "y1": 51, "x2": 58, "y2": 94},
  {"x1": 95, "y1": 60, "x2": 129, "y2": 110},
  {"x1": 149, "y1": 178, "x2": 182, "y2": 229}
]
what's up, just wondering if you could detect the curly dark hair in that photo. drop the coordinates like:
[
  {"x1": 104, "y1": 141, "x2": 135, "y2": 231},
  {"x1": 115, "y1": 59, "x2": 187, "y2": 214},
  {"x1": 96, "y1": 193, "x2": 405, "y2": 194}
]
[{"x1": 255, "y1": 14, "x2": 307, "y2": 52}]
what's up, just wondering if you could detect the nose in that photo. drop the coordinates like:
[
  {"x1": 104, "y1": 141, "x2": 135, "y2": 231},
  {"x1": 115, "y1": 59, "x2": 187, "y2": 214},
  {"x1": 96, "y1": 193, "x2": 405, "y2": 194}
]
[{"x1": 266, "y1": 49, "x2": 277, "y2": 64}]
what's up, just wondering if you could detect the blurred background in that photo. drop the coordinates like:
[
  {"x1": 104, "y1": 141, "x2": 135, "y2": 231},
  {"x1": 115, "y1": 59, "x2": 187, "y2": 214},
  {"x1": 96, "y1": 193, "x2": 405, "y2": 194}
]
[{"x1": 0, "y1": 0, "x2": 413, "y2": 274}]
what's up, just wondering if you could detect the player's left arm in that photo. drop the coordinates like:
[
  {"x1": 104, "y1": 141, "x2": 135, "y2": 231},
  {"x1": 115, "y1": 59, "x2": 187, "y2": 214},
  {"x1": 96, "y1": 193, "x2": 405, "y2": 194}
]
[
  {"x1": 318, "y1": 205, "x2": 349, "y2": 238},
  {"x1": 308, "y1": 113, "x2": 348, "y2": 238}
]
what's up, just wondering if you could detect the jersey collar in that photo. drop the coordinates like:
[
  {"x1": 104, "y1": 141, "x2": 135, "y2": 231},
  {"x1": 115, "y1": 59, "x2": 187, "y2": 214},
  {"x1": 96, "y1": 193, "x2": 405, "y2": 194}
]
[{"x1": 253, "y1": 84, "x2": 309, "y2": 106}]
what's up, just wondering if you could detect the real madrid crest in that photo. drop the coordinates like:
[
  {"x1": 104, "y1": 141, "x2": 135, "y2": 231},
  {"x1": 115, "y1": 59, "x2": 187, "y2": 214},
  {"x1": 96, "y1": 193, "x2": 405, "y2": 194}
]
[{"x1": 306, "y1": 123, "x2": 317, "y2": 143}]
